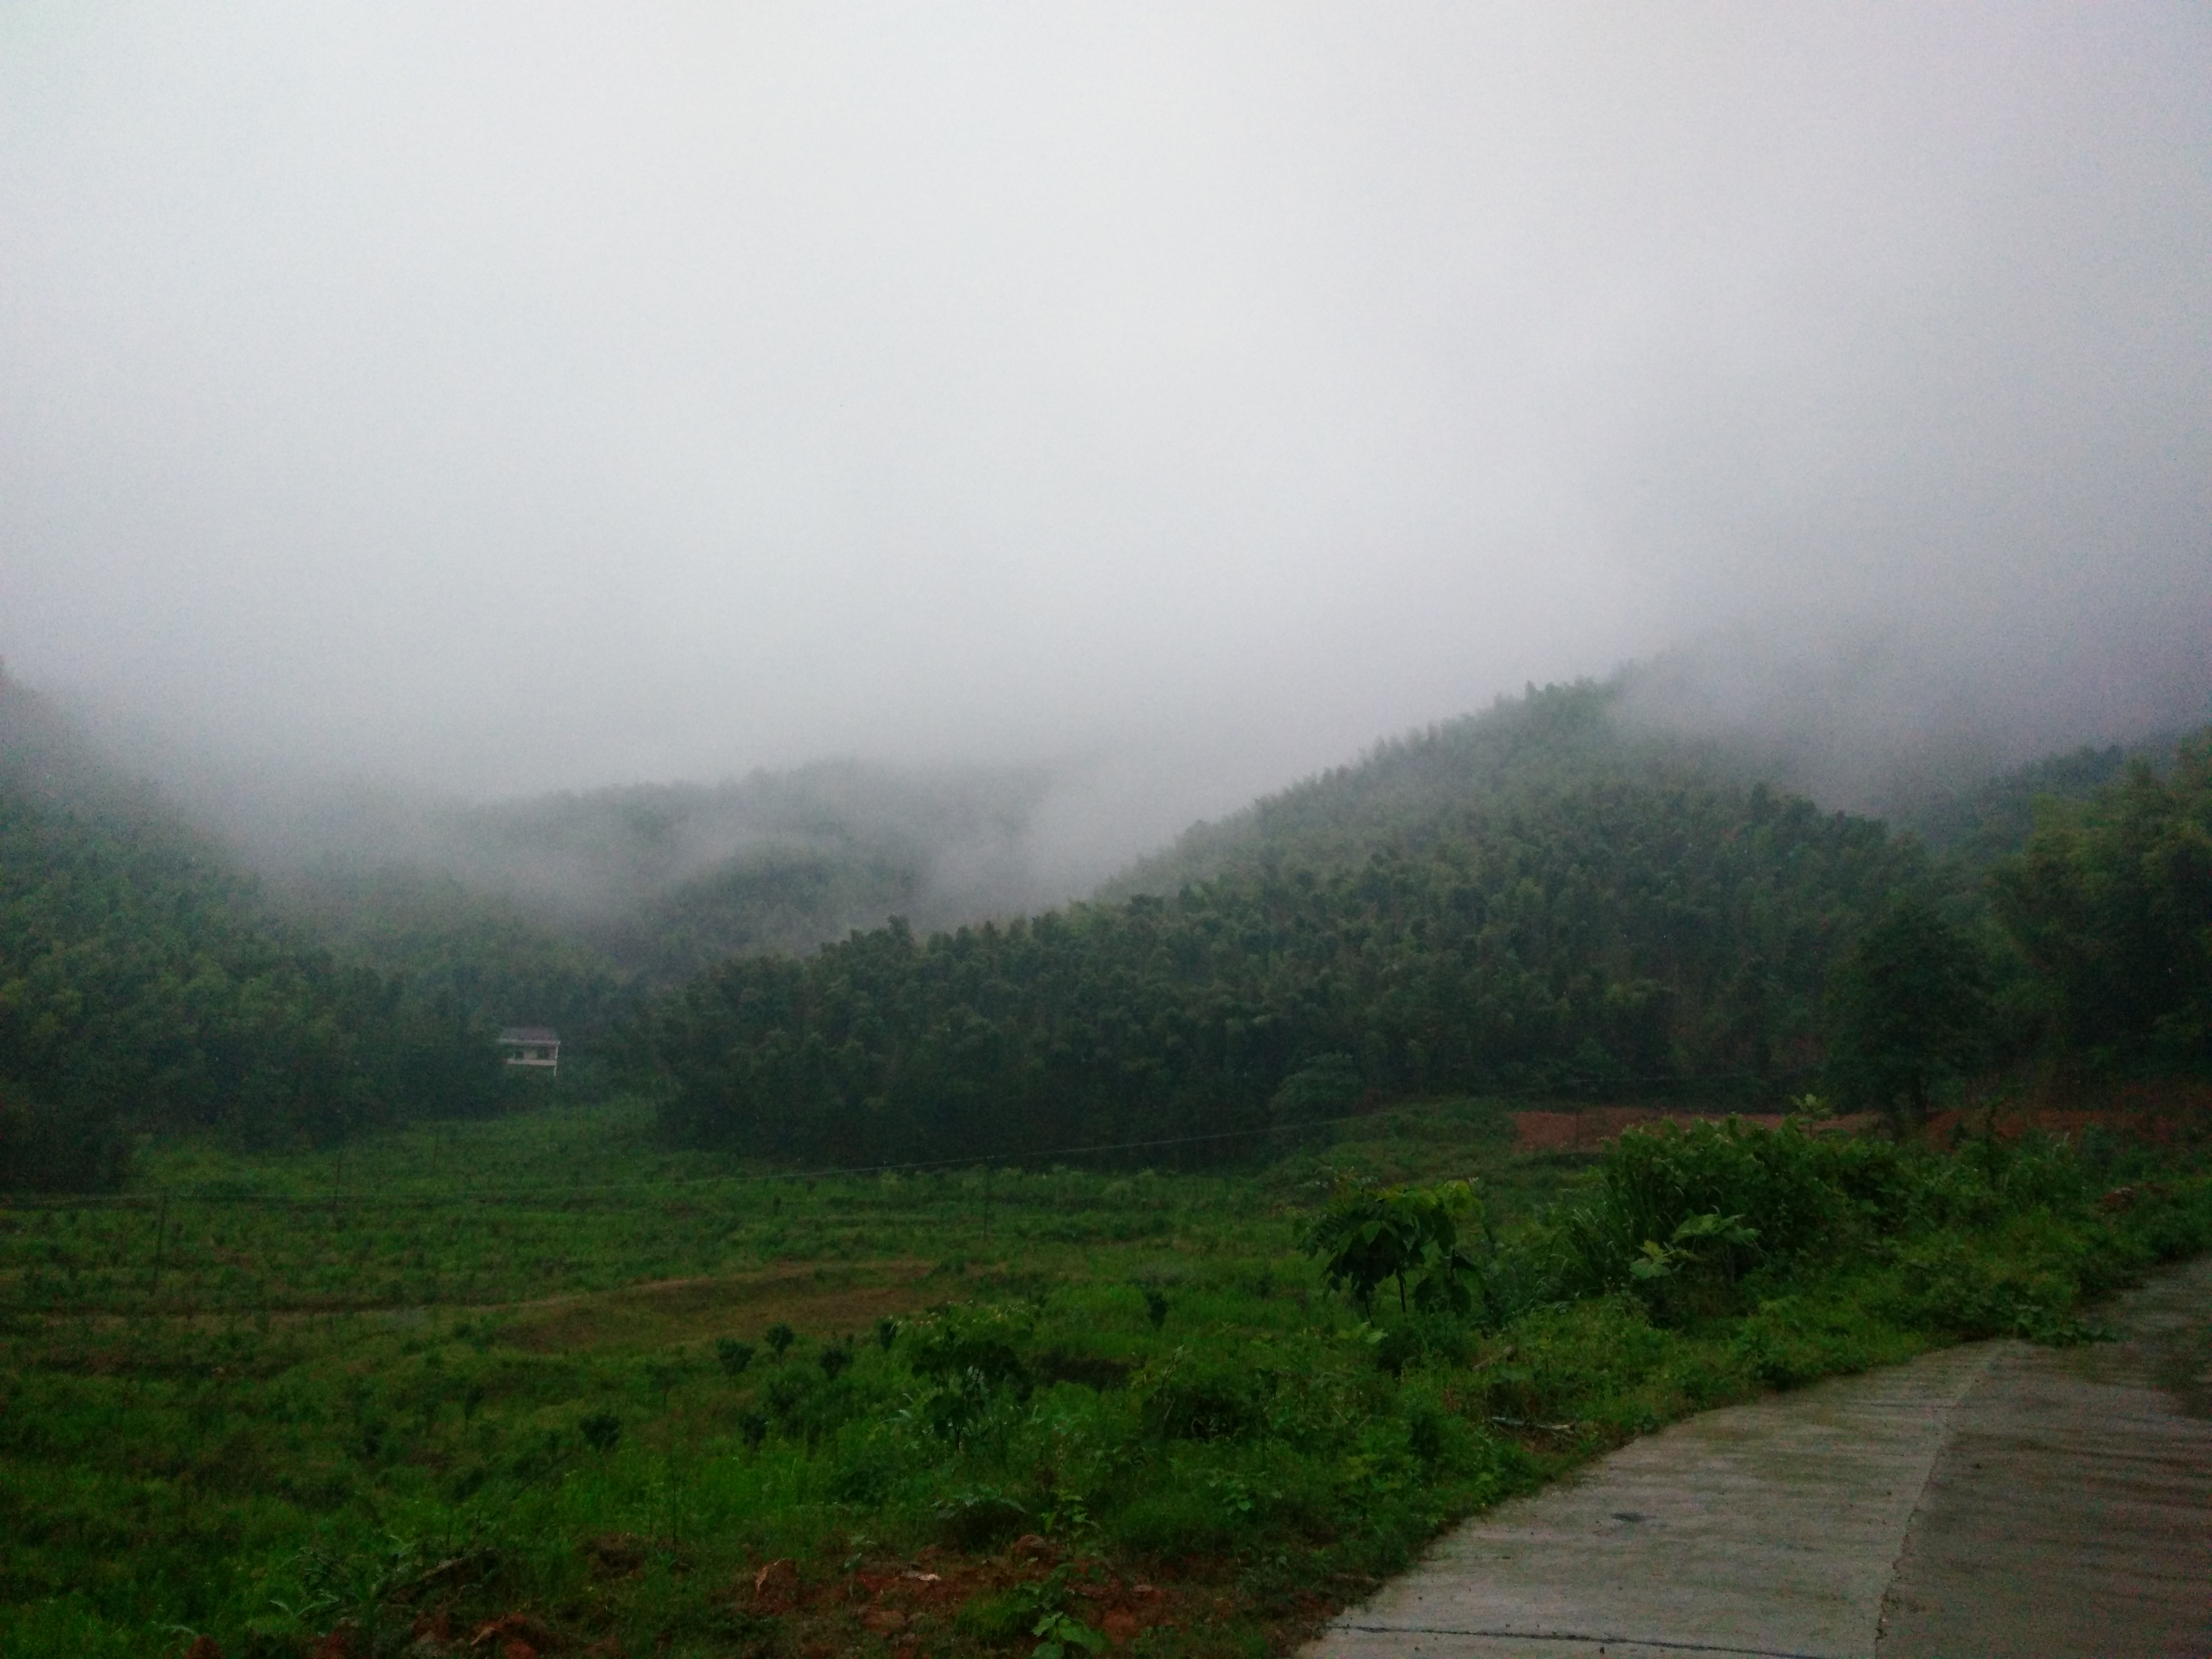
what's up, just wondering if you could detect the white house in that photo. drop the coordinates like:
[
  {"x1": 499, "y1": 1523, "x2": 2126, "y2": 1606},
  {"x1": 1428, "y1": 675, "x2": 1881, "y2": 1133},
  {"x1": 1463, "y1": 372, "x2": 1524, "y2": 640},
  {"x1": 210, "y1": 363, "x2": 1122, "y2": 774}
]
[{"x1": 497, "y1": 1026, "x2": 561, "y2": 1075}]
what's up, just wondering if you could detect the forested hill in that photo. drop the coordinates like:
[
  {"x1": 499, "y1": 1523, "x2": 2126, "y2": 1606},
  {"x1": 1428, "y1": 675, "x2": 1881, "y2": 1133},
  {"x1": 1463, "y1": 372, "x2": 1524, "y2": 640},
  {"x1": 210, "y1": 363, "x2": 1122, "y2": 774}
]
[
  {"x1": 244, "y1": 761, "x2": 1054, "y2": 984},
  {"x1": 632, "y1": 683, "x2": 2212, "y2": 1168},
  {"x1": 1099, "y1": 681, "x2": 2185, "y2": 899},
  {"x1": 1101, "y1": 680, "x2": 1728, "y2": 898},
  {"x1": 266, "y1": 862, "x2": 626, "y2": 1045},
  {"x1": 634, "y1": 696, "x2": 1927, "y2": 1167},
  {"x1": 0, "y1": 672, "x2": 528, "y2": 1189},
  {"x1": 1895, "y1": 734, "x2": 2182, "y2": 873}
]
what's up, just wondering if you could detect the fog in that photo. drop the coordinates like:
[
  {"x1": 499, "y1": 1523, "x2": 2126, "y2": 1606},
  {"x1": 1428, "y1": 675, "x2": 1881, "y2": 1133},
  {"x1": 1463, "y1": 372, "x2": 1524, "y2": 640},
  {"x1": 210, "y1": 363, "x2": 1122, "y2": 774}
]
[{"x1": 3, "y1": 4, "x2": 2207, "y2": 888}]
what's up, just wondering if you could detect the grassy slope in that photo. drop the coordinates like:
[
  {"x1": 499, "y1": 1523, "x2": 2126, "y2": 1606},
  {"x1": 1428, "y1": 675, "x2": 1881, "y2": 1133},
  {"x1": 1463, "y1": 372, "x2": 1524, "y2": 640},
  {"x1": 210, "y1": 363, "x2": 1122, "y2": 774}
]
[{"x1": 4, "y1": 1101, "x2": 2208, "y2": 1659}]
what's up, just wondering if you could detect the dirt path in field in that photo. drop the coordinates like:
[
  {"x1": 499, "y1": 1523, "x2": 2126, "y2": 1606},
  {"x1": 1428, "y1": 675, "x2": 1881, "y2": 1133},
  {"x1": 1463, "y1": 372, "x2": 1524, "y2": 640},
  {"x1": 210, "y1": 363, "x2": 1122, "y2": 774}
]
[
  {"x1": 495, "y1": 1258, "x2": 943, "y2": 1350},
  {"x1": 1302, "y1": 1256, "x2": 2212, "y2": 1659}
]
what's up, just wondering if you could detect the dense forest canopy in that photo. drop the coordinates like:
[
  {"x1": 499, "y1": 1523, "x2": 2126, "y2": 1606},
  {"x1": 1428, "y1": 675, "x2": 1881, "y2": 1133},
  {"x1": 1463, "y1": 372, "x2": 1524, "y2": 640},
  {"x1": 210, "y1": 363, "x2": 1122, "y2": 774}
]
[
  {"x1": 0, "y1": 673, "x2": 522, "y2": 1188},
  {"x1": 1099, "y1": 680, "x2": 1707, "y2": 898},
  {"x1": 630, "y1": 687, "x2": 1929, "y2": 1166},
  {"x1": 1992, "y1": 731, "x2": 2212, "y2": 1065},
  {"x1": 629, "y1": 687, "x2": 2212, "y2": 1167},
  {"x1": 1898, "y1": 736, "x2": 2183, "y2": 874}
]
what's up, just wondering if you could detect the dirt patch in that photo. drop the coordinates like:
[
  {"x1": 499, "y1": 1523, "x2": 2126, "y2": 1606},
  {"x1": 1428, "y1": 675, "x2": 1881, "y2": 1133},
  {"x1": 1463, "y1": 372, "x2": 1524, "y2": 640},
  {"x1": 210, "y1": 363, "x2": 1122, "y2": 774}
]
[
  {"x1": 750, "y1": 1537, "x2": 1196, "y2": 1655},
  {"x1": 1925, "y1": 1092, "x2": 2212, "y2": 1152},
  {"x1": 501, "y1": 1260, "x2": 941, "y2": 1353}
]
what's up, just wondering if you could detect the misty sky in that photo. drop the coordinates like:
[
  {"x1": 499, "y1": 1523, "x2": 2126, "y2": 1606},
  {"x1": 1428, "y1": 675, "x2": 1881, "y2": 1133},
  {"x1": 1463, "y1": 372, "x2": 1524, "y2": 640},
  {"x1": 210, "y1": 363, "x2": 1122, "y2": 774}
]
[{"x1": 3, "y1": 4, "x2": 2208, "y2": 854}]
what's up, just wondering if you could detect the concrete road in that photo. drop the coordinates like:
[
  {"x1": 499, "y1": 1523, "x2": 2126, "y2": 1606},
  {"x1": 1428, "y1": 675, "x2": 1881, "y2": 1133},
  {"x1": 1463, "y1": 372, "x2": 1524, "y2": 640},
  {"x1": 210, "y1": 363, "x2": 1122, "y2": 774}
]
[{"x1": 1302, "y1": 1257, "x2": 2212, "y2": 1659}]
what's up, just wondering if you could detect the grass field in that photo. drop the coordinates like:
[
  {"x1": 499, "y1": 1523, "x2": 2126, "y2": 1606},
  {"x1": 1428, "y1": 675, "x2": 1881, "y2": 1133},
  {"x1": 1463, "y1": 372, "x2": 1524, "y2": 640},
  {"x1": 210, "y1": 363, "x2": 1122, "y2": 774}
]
[{"x1": 4, "y1": 1096, "x2": 2207, "y2": 1659}]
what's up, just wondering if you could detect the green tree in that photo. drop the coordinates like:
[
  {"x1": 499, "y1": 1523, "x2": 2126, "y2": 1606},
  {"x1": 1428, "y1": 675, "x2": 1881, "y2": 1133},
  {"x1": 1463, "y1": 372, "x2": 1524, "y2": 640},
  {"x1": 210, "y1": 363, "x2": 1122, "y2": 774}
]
[
  {"x1": 1991, "y1": 732, "x2": 2212, "y2": 1062},
  {"x1": 1827, "y1": 896, "x2": 1992, "y2": 1125},
  {"x1": 1300, "y1": 1178, "x2": 1489, "y2": 1316}
]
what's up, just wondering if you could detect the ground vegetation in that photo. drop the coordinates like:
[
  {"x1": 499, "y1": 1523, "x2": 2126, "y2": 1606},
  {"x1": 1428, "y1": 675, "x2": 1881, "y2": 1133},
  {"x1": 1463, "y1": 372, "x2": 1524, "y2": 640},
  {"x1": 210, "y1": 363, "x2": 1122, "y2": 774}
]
[{"x1": 1, "y1": 1098, "x2": 2206, "y2": 1658}]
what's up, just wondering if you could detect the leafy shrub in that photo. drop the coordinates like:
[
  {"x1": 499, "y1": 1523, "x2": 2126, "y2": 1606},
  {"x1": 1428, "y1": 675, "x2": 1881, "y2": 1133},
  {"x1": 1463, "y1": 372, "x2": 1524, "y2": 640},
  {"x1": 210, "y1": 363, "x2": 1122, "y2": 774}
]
[
  {"x1": 1302, "y1": 1178, "x2": 1492, "y2": 1319},
  {"x1": 1270, "y1": 1053, "x2": 1364, "y2": 1126},
  {"x1": 714, "y1": 1337, "x2": 753, "y2": 1379},
  {"x1": 763, "y1": 1371, "x2": 812, "y2": 1428},
  {"x1": 1879, "y1": 1236, "x2": 2088, "y2": 1343},
  {"x1": 1131, "y1": 1352, "x2": 1269, "y2": 1441},
  {"x1": 1032, "y1": 1610, "x2": 1110, "y2": 1658},
  {"x1": 579, "y1": 1411, "x2": 621, "y2": 1453},
  {"x1": 1474, "y1": 1297, "x2": 1674, "y2": 1424},
  {"x1": 1403, "y1": 1400, "x2": 1449, "y2": 1466},
  {"x1": 907, "y1": 1306, "x2": 1032, "y2": 1393},
  {"x1": 1370, "y1": 1313, "x2": 1475, "y2": 1376},
  {"x1": 902, "y1": 1367, "x2": 1008, "y2": 1446},
  {"x1": 0, "y1": 1092, "x2": 131, "y2": 1194},
  {"x1": 1553, "y1": 1120, "x2": 1873, "y2": 1308},
  {"x1": 826, "y1": 1447, "x2": 894, "y2": 1503}
]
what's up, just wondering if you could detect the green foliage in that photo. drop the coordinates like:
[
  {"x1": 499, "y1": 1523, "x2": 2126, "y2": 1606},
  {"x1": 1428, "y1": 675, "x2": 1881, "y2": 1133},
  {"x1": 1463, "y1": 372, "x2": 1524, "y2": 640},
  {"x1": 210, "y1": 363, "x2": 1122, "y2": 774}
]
[
  {"x1": 0, "y1": 672, "x2": 514, "y2": 1186},
  {"x1": 633, "y1": 686, "x2": 1926, "y2": 1167},
  {"x1": 269, "y1": 862, "x2": 629, "y2": 1048},
  {"x1": 714, "y1": 1336, "x2": 754, "y2": 1377},
  {"x1": 1033, "y1": 1608, "x2": 1110, "y2": 1658},
  {"x1": 1627, "y1": 1211, "x2": 1759, "y2": 1285},
  {"x1": 906, "y1": 1304, "x2": 1034, "y2": 1392},
  {"x1": 1826, "y1": 895, "x2": 1993, "y2": 1122},
  {"x1": 1551, "y1": 1118, "x2": 1871, "y2": 1308},
  {"x1": 1899, "y1": 736, "x2": 2188, "y2": 875},
  {"x1": 953, "y1": 1566, "x2": 1073, "y2": 1644},
  {"x1": 1301, "y1": 1178, "x2": 1489, "y2": 1318},
  {"x1": 1131, "y1": 1349, "x2": 1270, "y2": 1442},
  {"x1": 1992, "y1": 729, "x2": 2212, "y2": 1064},
  {"x1": 934, "y1": 1486, "x2": 1031, "y2": 1550},
  {"x1": 0, "y1": 1090, "x2": 130, "y2": 1194}
]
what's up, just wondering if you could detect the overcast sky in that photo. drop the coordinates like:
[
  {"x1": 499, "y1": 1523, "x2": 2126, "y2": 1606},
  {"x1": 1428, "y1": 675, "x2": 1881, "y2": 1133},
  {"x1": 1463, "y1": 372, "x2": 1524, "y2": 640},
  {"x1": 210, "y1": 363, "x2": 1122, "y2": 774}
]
[{"x1": 3, "y1": 3, "x2": 2207, "y2": 852}]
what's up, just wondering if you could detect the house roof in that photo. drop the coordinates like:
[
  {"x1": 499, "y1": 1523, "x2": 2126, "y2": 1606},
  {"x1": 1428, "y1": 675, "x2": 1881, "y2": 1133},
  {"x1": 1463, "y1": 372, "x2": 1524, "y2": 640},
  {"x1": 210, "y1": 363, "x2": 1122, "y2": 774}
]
[{"x1": 497, "y1": 1026, "x2": 561, "y2": 1045}]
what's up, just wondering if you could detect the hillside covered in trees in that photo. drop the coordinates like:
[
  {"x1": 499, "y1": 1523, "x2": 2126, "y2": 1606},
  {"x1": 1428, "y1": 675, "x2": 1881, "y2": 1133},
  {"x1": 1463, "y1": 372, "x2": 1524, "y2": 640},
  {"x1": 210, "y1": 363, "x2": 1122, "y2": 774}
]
[
  {"x1": 0, "y1": 673, "x2": 543, "y2": 1188},
  {"x1": 630, "y1": 687, "x2": 1894, "y2": 1163},
  {"x1": 8, "y1": 664, "x2": 2205, "y2": 1191},
  {"x1": 628, "y1": 685, "x2": 2212, "y2": 1167},
  {"x1": 238, "y1": 760, "x2": 1054, "y2": 985}
]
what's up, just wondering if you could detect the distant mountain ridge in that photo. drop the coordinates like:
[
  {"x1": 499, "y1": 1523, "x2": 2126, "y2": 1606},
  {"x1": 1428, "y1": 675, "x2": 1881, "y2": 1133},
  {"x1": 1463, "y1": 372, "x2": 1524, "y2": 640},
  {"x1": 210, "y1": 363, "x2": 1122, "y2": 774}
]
[
  {"x1": 1102, "y1": 677, "x2": 2183, "y2": 900},
  {"x1": 1101, "y1": 680, "x2": 1740, "y2": 897},
  {"x1": 230, "y1": 758, "x2": 1053, "y2": 983}
]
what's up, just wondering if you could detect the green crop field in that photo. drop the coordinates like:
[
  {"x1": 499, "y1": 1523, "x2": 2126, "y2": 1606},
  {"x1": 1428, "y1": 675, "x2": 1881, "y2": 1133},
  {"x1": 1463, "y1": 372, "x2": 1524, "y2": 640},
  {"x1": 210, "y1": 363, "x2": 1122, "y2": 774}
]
[{"x1": 6, "y1": 1097, "x2": 2209, "y2": 1659}]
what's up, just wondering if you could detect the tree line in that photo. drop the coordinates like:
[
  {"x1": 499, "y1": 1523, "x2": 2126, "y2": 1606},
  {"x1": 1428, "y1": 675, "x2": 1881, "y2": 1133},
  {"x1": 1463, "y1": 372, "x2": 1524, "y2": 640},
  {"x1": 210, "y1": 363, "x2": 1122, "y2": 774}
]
[
  {"x1": 0, "y1": 675, "x2": 533, "y2": 1190},
  {"x1": 630, "y1": 696, "x2": 2211, "y2": 1167},
  {"x1": 628, "y1": 765, "x2": 1922, "y2": 1165}
]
